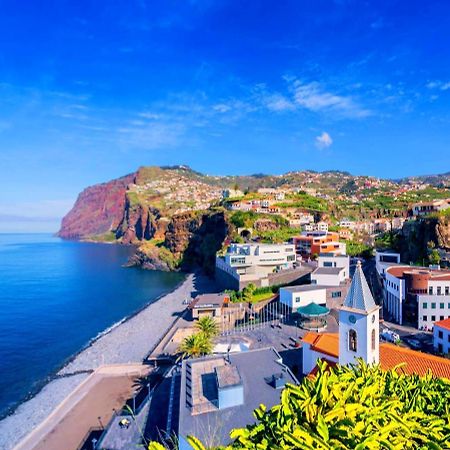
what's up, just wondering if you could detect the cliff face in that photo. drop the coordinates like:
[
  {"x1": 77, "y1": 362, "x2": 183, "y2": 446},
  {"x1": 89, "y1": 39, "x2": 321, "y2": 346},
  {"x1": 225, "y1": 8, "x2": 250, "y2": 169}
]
[
  {"x1": 399, "y1": 216, "x2": 450, "y2": 262},
  {"x1": 166, "y1": 211, "x2": 230, "y2": 274},
  {"x1": 58, "y1": 173, "x2": 135, "y2": 239},
  {"x1": 115, "y1": 199, "x2": 164, "y2": 244}
]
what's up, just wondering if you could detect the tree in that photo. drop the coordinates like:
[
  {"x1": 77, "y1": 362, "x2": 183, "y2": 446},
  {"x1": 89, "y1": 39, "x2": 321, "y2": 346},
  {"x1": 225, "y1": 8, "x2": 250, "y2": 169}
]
[
  {"x1": 178, "y1": 332, "x2": 213, "y2": 359},
  {"x1": 195, "y1": 316, "x2": 219, "y2": 339},
  {"x1": 429, "y1": 249, "x2": 441, "y2": 265}
]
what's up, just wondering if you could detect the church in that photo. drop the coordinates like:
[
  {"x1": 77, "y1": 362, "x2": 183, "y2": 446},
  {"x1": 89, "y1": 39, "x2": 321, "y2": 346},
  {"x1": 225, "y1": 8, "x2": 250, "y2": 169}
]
[{"x1": 302, "y1": 261, "x2": 450, "y2": 378}]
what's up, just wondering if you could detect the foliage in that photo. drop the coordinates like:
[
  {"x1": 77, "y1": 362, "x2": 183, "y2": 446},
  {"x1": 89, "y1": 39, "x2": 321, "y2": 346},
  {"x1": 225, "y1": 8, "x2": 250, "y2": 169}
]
[
  {"x1": 178, "y1": 332, "x2": 213, "y2": 359},
  {"x1": 346, "y1": 240, "x2": 373, "y2": 258},
  {"x1": 275, "y1": 193, "x2": 328, "y2": 211},
  {"x1": 259, "y1": 227, "x2": 299, "y2": 244},
  {"x1": 229, "y1": 211, "x2": 259, "y2": 228},
  {"x1": 179, "y1": 360, "x2": 450, "y2": 449},
  {"x1": 225, "y1": 284, "x2": 280, "y2": 303},
  {"x1": 195, "y1": 316, "x2": 219, "y2": 339},
  {"x1": 429, "y1": 249, "x2": 441, "y2": 265}
]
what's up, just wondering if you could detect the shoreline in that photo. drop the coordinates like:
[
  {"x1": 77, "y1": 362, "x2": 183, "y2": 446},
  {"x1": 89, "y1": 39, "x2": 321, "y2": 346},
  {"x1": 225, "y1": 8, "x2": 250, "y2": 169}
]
[{"x1": 0, "y1": 270, "x2": 218, "y2": 450}]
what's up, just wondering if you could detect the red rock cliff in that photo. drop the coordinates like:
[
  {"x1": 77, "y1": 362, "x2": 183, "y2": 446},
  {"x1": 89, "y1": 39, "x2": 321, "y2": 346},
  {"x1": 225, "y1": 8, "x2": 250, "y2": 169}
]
[{"x1": 58, "y1": 173, "x2": 136, "y2": 239}]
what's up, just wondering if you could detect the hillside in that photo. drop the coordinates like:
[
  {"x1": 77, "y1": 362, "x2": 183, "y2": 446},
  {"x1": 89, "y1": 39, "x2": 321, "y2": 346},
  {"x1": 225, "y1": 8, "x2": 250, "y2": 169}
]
[{"x1": 58, "y1": 165, "x2": 450, "y2": 271}]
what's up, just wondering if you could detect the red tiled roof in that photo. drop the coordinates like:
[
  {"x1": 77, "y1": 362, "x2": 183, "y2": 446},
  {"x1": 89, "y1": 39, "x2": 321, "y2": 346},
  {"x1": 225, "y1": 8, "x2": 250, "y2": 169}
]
[
  {"x1": 304, "y1": 332, "x2": 450, "y2": 379},
  {"x1": 302, "y1": 332, "x2": 339, "y2": 358},
  {"x1": 435, "y1": 317, "x2": 450, "y2": 331}
]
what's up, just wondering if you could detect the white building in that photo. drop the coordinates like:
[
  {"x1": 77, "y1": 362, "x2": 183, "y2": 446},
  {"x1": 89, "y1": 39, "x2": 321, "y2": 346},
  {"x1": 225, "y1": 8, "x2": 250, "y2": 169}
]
[
  {"x1": 433, "y1": 318, "x2": 450, "y2": 354},
  {"x1": 311, "y1": 267, "x2": 347, "y2": 286},
  {"x1": 223, "y1": 243, "x2": 296, "y2": 275},
  {"x1": 279, "y1": 285, "x2": 327, "y2": 311},
  {"x1": 412, "y1": 199, "x2": 450, "y2": 217},
  {"x1": 316, "y1": 221, "x2": 329, "y2": 232},
  {"x1": 384, "y1": 266, "x2": 450, "y2": 328},
  {"x1": 375, "y1": 250, "x2": 401, "y2": 277},
  {"x1": 317, "y1": 254, "x2": 350, "y2": 274},
  {"x1": 310, "y1": 255, "x2": 349, "y2": 286},
  {"x1": 216, "y1": 243, "x2": 297, "y2": 289}
]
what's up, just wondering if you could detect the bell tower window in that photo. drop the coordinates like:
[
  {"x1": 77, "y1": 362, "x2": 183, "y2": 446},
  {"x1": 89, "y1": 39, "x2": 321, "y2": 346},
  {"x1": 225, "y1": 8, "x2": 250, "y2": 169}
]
[
  {"x1": 371, "y1": 329, "x2": 376, "y2": 350},
  {"x1": 349, "y1": 329, "x2": 357, "y2": 352}
]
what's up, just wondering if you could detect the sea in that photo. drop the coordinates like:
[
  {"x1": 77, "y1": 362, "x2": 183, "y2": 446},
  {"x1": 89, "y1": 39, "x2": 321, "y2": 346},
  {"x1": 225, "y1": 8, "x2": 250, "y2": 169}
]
[{"x1": 0, "y1": 233, "x2": 185, "y2": 418}]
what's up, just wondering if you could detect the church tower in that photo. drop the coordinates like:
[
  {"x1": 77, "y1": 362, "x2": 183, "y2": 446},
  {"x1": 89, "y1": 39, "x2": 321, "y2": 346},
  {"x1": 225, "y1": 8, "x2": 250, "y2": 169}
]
[{"x1": 339, "y1": 261, "x2": 380, "y2": 367}]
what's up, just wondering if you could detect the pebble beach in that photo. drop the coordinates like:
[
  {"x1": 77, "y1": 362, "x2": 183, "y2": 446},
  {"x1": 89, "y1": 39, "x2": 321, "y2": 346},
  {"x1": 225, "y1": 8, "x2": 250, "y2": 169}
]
[{"x1": 0, "y1": 271, "x2": 216, "y2": 450}]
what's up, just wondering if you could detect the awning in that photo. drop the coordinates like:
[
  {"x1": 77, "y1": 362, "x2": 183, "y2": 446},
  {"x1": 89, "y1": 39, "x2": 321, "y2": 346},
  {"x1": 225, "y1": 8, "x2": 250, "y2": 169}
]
[{"x1": 297, "y1": 302, "x2": 330, "y2": 317}]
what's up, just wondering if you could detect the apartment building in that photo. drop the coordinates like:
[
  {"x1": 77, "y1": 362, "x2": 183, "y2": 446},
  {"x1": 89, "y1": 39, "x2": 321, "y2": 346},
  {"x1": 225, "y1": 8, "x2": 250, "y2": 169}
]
[
  {"x1": 292, "y1": 231, "x2": 346, "y2": 258},
  {"x1": 384, "y1": 265, "x2": 450, "y2": 328},
  {"x1": 215, "y1": 243, "x2": 303, "y2": 289}
]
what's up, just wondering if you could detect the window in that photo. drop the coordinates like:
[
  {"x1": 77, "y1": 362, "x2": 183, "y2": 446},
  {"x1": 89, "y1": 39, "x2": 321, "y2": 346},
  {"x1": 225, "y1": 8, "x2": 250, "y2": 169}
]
[
  {"x1": 432, "y1": 303, "x2": 436, "y2": 309},
  {"x1": 448, "y1": 334, "x2": 450, "y2": 343},
  {"x1": 332, "y1": 291, "x2": 342, "y2": 298},
  {"x1": 437, "y1": 287, "x2": 442, "y2": 295},
  {"x1": 441, "y1": 316, "x2": 445, "y2": 321},
  {"x1": 432, "y1": 315, "x2": 436, "y2": 322},
  {"x1": 423, "y1": 302, "x2": 428, "y2": 309},
  {"x1": 446, "y1": 287, "x2": 449, "y2": 296},
  {"x1": 438, "y1": 343, "x2": 443, "y2": 353},
  {"x1": 371, "y1": 329, "x2": 376, "y2": 351},
  {"x1": 439, "y1": 331, "x2": 444, "y2": 339},
  {"x1": 429, "y1": 287, "x2": 433, "y2": 295},
  {"x1": 349, "y1": 329, "x2": 357, "y2": 352},
  {"x1": 324, "y1": 262, "x2": 333, "y2": 267},
  {"x1": 440, "y1": 303, "x2": 445, "y2": 309},
  {"x1": 423, "y1": 315, "x2": 427, "y2": 322}
]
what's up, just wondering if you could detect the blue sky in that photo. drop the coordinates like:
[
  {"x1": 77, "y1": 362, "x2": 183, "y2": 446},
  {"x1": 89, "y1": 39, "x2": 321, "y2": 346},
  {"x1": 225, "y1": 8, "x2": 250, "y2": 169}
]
[{"x1": 1, "y1": 0, "x2": 450, "y2": 231}]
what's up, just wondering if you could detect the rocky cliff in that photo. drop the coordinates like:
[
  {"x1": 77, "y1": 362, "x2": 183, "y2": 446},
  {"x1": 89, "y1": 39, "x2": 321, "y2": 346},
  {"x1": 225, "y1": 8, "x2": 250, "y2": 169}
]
[
  {"x1": 399, "y1": 216, "x2": 450, "y2": 262},
  {"x1": 58, "y1": 173, "x2": 135, "y2": 239}
]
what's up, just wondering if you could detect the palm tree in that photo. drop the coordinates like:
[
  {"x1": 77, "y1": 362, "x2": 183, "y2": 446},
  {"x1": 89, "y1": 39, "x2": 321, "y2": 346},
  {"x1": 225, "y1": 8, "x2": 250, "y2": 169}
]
[
  {"x1": 194, "y1": 316, "x2": 219, "y2": 339},
  {"x1": 178, "y1": 332, "x2": 213, "y2": 359}
]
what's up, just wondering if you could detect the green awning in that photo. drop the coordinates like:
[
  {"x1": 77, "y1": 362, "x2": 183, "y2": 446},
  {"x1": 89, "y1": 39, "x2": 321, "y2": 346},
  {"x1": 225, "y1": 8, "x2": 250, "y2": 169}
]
[{"x1": 297, "y1": 302, "x2": 330, "y2": 317}]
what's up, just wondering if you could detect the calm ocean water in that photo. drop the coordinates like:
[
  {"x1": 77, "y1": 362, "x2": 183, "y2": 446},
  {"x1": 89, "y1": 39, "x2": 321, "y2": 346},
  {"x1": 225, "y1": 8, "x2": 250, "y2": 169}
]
[{"x1": 0, "y1": 234, "x2": 185, "y2": 417}]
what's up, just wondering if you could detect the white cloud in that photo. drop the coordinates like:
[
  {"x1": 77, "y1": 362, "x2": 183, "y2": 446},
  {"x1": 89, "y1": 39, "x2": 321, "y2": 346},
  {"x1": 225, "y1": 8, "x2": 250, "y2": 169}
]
[
  {"x1": 291, "y1": 80, "x2": 371, "y2": 118},
  {"x1": 426, "y1": 80, "x2": 450, "y2": 91},
  {"x1": 315, "y1": 132, "x2": 333, "y2": 149},
  {"x1": 264, "y1": 94, "x2": 296, "y2": 112}
]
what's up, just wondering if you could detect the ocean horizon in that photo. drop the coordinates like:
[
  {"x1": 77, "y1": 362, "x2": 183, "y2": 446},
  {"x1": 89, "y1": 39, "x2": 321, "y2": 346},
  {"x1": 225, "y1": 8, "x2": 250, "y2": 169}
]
[{"x1": 0, "y1": 233, "x2": 184, "y2": 418}]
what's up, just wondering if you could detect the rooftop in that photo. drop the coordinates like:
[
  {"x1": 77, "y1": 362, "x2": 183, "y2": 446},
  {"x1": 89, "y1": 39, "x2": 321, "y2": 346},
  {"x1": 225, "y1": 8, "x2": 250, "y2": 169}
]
[
  {"x1": 386, "y1": 266, "x2": 450, "y2": 281},
  {"x1": 191, "y1": 293, "x2": 228, "y2": 309},
  {"x1": 215, "y1": 365, "x2": 242, "y2": 389},
  {"x1": 342, "y1": 261, "x2": 377, "y2": 312},
  {"x1": 178, "y1": 348, "x2": 298, "y2": 448},
  {"x1": 434, "y1": 317, "x2": 450, "y2": 332},
  {"x1": 303, "y1": 332, "x2": 450, "y2": 379},
  {"x1": 280, "y1": 284, "x2": 328, "y2": 293},
  {"x1": 313, "y1": 267, "x2": 345, "y2": 275}
]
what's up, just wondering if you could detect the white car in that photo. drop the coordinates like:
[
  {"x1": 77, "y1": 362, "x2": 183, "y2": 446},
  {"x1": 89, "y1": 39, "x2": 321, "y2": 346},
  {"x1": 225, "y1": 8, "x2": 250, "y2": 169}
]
[{"x1": 380, "y1": 328, "x2": 400, "y2": 343}]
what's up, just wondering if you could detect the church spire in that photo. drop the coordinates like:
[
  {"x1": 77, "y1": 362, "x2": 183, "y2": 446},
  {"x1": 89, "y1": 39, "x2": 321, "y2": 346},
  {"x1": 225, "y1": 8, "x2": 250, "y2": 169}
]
[{"x1": 343, "y1": 260, "x2": 377, "y2": 312}]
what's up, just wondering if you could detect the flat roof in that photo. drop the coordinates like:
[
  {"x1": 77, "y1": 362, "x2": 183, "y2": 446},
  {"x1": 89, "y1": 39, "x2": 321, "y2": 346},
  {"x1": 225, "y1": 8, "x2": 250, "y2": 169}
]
[
  {"x1": 215, "y1": 365, "x2": 242, "y2": 389},
  {"x1": 280, "y1": 284, "x2": 328, "y2": 293},
  {"x1": 192, "y1": 293, "x2": 227, "y2": 308},
  {"x1": 313, "y1": 267, "x2": 345, "y2": 275},
  {"x1": 178, "y1": 348, "x2": 298, "y2": 447}
]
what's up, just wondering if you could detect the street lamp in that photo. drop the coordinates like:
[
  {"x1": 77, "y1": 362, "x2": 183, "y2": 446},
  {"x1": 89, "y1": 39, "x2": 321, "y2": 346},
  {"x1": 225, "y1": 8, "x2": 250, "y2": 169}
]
[{"x1": 91, "y1": 437, "x2": 98, "y2": 450}]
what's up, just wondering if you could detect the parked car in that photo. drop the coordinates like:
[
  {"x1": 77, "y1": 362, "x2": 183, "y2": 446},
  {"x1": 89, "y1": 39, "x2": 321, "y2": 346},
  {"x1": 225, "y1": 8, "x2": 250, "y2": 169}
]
[
  {"x1": 380, "y1": 328, "x2": 400, "y2": 343},
  {"x1": 404, "y1": 338, "x2": 421, "y2": 350}
]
